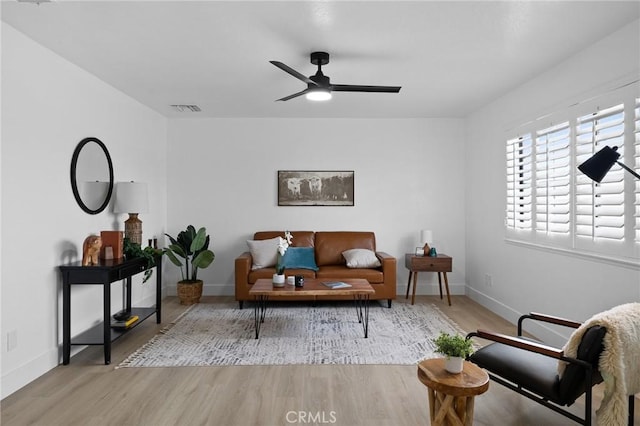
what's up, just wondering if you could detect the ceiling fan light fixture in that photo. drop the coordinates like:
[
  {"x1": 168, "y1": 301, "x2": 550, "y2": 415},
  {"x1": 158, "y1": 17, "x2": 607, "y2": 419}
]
[
  {"x1": 306, "y1": 89, "x2": 332, "y2": 101},
  {"x1": 270, "y1": 52, "x2": 400, "y2": 102}
]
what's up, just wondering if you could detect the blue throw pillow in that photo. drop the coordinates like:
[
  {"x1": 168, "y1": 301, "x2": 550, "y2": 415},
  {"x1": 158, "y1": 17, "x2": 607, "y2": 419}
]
[{"x1": 281, "y1": 247, "x2": 319, "y2": 271}]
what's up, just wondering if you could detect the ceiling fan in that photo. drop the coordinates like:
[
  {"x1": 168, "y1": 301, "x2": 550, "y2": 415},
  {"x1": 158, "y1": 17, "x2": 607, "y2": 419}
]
[{"x1": 270, "y1": 51, "x2": 401, "y2": 101}]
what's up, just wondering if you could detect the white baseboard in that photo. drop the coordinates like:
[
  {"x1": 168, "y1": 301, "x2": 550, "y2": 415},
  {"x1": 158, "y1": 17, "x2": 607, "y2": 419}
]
[
  {"x1": 1, "y1": 347, "x2": 59, "y2": 399},
  {"x1": 466, "y1": 286, "x2": 570, "y2": 347},
  {"x1": 1, "y1": 291, "x2": 166, "y2": 400},
  {"x1": 397, "y1": 282, "x2": 466, "y2": 296}
]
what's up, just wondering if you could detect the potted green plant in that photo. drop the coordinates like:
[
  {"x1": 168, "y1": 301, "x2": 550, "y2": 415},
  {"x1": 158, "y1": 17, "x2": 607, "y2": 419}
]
[
  {"x1": 123, "y1": 238, "x2": 162, "y2": 283},
  {"x1": 164, "y1": 225, "x2": 215, "y2": 305},
  {"x1": 433, "y1": 331, "x2": 474, "y2": 373}
]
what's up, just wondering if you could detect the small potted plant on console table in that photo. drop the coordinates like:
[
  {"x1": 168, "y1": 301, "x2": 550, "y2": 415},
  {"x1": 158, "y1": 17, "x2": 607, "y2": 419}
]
[
  {"x1": 433, "y1": 331, "x2": 474, "y2": 373},
  {"x1": 164, "y1": 225, "x2": 215, "y2": 305},
  {"x1": 123, "y1": 238, "x2": 162, "y2": 283}
]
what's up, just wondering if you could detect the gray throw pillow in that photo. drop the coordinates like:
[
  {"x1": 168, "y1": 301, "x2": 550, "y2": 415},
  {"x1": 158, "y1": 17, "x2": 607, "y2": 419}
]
[
  {"x1": 247, "y1": 237, "x2": 280, "y2": 270},
  {"x1": 342, "y1": 248, "x2": 381, "y2": 268}
]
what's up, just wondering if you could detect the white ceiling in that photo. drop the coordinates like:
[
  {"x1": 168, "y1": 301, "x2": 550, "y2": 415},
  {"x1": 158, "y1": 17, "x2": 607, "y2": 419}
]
[{"x1": 2, "y1": 1, "x2": 639, "y2": 118}]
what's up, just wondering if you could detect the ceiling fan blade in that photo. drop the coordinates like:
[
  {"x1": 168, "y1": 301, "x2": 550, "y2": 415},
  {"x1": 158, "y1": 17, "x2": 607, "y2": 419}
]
[
  {"x1": 331, "y1": 84, "x2": 401, "y2": 93},
  {"x1": 276, "y1": 89, "x2": 310, "y2": 102},
  {"x1": 270, "y1": 61, "x2": 317, "y2": 86}
]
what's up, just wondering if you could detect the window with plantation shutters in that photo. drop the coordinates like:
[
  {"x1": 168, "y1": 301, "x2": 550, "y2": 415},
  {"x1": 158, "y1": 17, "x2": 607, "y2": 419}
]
[
  {"x1": 506, "y1": 134, "x2": 532, "y2": 230},
  {"x1": 635, "y1": 98, "x2": 640, "y2": 244},
  {"x1": 535, "y1": 122, "x2": 571, "y2": 234},
  {"x1": 505, "y1": 83, "x2": 640, "y2": 265},
  {"x1": 575, "y1": 104, "x2": 625, "y2": 241}
]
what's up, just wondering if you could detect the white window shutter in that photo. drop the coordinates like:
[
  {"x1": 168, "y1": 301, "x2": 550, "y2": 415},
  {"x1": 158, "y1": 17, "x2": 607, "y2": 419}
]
[
  {"x1": 635, "y1": 98, "x2": 640, "y2": 243},
  {"x1": 535, "y1": 123, "x2": 571, "y2": 234},
  {"x1": 505, "y1": 85, "x2": 639, "y2": 264},
  {"x1": 506, "y1": 135, "x2": 533, "y2": 230},
  {"x1": 575, "y1": 104, "x2": 625, "y2": 240}
]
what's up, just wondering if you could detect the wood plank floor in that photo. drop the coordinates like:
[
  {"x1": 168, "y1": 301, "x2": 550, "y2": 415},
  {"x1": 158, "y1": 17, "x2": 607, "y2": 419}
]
[{"x1": 1, "y1": 295, "x2": 638, "y2": 426}]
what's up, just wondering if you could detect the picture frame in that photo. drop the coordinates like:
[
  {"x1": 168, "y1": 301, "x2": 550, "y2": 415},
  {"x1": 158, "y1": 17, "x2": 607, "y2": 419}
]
[{"x1": 278, "y1": 170, "x2": 354, "y2": 206}]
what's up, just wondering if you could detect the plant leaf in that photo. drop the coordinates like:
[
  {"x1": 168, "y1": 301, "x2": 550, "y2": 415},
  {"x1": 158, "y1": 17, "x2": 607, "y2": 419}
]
[
  {"x1": 164, "y1": 249, "x2": 183, "y2": 267},
  {"x1": 164, "y1": 233, "x2": 178, "y2": 246},
  {"x1": 190, "y1": 227, "x2": 207, "y2": 253},
  {"x1": 168, "y1": 244, "x2": 187, "y2": 259},
  {"x1": 192, "y1": 250, "x2": 214, "y2": 269}
]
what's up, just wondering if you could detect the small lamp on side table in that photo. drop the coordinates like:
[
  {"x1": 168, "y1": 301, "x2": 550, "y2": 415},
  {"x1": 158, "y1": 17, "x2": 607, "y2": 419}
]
[
  {"x1": 420, "y1": 230, "x2": 433, "y2": 256},
  {"x1": 114, "y1": 181, "x2": 149, "y2": 246}
]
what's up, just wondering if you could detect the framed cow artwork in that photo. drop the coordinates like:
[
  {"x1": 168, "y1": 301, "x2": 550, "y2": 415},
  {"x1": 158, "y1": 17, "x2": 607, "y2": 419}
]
[{"x1": 277, "y1": 170, "x2": 354, "y2": 206}]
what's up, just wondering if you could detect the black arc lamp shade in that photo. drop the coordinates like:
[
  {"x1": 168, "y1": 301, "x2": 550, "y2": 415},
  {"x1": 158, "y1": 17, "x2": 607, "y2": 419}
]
[
  {"x1": 578, "y1": 145, "x2": 640, "y2": 183},
  {"x1": 577, "y1": 146, "x2": 621, "y2": 183}
]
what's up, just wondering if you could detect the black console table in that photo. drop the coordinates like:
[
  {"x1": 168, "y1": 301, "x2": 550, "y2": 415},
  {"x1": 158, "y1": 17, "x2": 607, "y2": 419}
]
[{"x1": 59, "y1": 256, "x2": 161, "y2": 365}]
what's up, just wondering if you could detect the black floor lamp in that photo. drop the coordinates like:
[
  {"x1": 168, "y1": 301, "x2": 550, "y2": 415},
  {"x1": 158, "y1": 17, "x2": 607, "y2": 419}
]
[{"x1": 578, "y1": 145, "x2": 640, "y2": 182}]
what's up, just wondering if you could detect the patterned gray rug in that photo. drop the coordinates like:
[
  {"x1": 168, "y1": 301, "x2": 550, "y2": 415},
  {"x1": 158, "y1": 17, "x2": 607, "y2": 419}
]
[{"x1": 118, "y1": 301, "x2": 468, "y2": 367}]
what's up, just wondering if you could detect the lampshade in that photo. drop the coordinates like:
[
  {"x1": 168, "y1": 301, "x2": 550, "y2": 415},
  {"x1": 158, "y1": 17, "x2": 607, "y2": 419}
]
[
  {"x1": 114, "y1": 182, "x2": 149, "y2": 214},
  {"x1": 577, "y1": 146, "x2": 620, "y2": 183},
  {"x1": 420, "y1": 230, "x2": 433, "y2": 244},
  {"x1": 578, "y1": 145, "x2": 640, "y2": 183}
]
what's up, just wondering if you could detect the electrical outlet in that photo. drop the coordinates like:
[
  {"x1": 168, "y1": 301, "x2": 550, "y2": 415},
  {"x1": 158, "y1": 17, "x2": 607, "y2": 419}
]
[
  {"x1": 7, "y1": 330, "x2": 17, "y2": 352},
  {"x1": 484, "y1": 274, "x2": 493, "y2": 287}
]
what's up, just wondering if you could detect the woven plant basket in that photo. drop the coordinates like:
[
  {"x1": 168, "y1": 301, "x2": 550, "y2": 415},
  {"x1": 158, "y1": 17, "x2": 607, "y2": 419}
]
[{"x1": 177, "y1": 280, "x2": 203, "y2": 305}]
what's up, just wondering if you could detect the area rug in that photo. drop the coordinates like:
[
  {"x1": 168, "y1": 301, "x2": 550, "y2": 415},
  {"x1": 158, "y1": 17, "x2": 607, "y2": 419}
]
[{"x1": 118, "y1": 301, "x2": 468, "y2": 367}]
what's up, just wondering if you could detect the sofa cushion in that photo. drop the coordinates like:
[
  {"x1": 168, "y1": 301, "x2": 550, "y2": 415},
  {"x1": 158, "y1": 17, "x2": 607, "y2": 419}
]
[
  {"x1": 253, "y1": 231, "x2": 315, "y2": 248},
  {"x1": 315, "y1": 232, "x2": 376, "y2": 266},
  {"x1": 246, "y1": 237, "x2": 279, "y2": 270},
  {"x1": 342, "y1": 248, "x2": 381, "y2": 268},
  {"x1": 316, "y1": 265, "x2": 384, "y2": 283},
  {"x1": 281, "y1": 247, "x2": 319, "y2": 271}
]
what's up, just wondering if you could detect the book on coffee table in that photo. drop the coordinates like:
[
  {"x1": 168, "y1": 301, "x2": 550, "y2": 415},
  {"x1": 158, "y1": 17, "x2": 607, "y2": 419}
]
[{"x1": 322, "y1": 281, "x2": 352, "y2": 289}]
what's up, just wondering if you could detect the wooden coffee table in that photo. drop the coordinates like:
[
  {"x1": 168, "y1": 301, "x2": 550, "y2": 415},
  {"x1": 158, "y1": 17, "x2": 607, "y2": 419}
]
[{"x1": 249, "y1": 278, "x2": 375, "y2": 339}]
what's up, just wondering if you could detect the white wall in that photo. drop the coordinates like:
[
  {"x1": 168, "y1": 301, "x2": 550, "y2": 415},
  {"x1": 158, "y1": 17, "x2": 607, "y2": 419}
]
[
  {"x1": 465, "y1": 20, "x2": 640, "y2": 346},
  {"x1": 166, "y1": 118, "x2": 466, "y2": 298},
  {"x1": 4, "y1": 13, "x2": 636, "y2": 402},
  {"x1": 0, "y1": 23, "x2": 168, "y2": 398}
]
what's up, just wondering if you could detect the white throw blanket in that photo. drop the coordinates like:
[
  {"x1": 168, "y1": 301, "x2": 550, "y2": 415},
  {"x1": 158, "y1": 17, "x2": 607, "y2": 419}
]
[{"x1": 559, "y1": 303, "x2": 640, "y2": 426}]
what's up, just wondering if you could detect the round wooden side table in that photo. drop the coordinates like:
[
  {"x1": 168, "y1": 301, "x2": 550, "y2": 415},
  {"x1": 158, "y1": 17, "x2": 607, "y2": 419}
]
[{"x1": 417, "y1": 358, "x2": 489, "y2": 426}]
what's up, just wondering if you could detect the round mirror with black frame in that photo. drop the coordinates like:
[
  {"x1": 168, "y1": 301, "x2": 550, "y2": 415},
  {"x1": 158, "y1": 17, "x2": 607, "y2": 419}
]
[{"x1": 70, "y1": 137, "x2": 114, "y2": 214}]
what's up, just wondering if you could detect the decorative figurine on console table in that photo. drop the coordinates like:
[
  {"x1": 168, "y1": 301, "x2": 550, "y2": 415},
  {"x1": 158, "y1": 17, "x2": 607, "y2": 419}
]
[{"x1": 82, "y1": 235, "x2": 102, "y2": 266}]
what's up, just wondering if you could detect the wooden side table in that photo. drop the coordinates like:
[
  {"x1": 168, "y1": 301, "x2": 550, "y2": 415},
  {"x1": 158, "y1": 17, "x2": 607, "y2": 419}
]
[
  {"x1": 405, "y1": 253, "x2": 453, "y2": 305},
  {"x1": 417, "y1": 358, "x2": 489, "y2": 426}
]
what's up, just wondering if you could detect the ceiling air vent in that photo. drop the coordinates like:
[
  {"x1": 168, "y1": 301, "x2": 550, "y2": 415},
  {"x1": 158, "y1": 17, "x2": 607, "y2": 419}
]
[{"x1": 171, "y1": 105, "x2": 201, "y2": 113}]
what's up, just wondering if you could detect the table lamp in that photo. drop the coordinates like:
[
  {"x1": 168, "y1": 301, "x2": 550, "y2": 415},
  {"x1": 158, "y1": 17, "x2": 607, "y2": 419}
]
[
  {"x1": 114, "y1": 181, "x2": 148, "y2": 246},
  {"x1": 421, "y1": 230, "x2": 433, "y2": 256}
]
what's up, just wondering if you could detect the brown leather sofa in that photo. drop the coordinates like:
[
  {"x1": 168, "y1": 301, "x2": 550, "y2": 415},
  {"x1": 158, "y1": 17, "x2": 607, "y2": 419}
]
[{"x1": 235, "y1": 231, "x2": 396, "y2": 308}]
